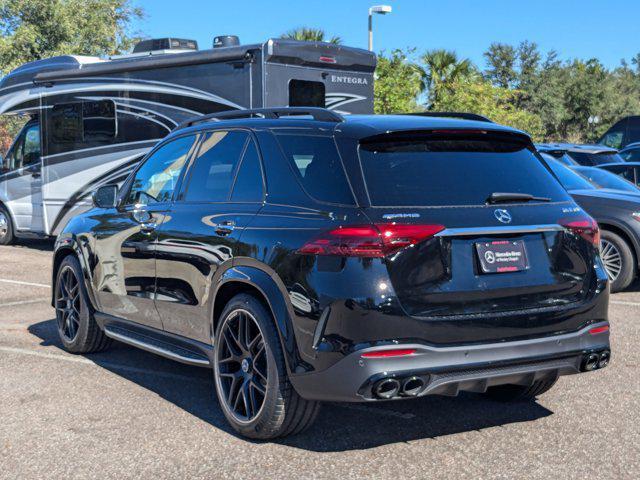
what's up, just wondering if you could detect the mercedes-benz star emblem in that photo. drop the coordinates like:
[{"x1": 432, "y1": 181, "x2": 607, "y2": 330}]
[
  {"x1": 484, "y1": 251, "x2": 496, "y2": 264},
  {"x1": 494, "y1": 209, "x2": 512, "y2": 224}
]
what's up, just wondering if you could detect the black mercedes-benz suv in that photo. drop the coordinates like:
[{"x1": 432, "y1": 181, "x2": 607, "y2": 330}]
[{"x1": 52, "y1": 108, "x2": 611, "y2": 439}]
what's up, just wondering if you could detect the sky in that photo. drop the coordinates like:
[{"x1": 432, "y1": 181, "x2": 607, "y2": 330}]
[{"x1": 134, "y1": 0, "x2": 640, "y2": 69}]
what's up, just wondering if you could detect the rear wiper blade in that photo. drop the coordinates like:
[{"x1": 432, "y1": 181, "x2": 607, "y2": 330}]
[{"x1": 486, "y1": 192, "x2": 551, "y2": 204}]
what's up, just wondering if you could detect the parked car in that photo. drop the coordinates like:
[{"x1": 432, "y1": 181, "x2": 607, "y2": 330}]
[
  {"x1": 599, "y1": 115, "x2": 640, "y2": 150},
  {"x1": 541, "y1": 153, "x2": 640, "y2": 291},
  {"x1": 535, "y1": 144, "x2": 579, "y2": 166},
  {"x1": 619, "y1": 142, "x2": 640, "y2": 162},
  {"x1": 572, "y1": 165, "x2": 640, "y2": 195},
  {"x1": 547, "y1": 144, "x2": 625, "y2": 166},
  {"x1": 52, "y1": 109, "x2": 610, "y2": 439},
  {"x1": 597, "y1": 162, "x2": 640, "y2": 186}
]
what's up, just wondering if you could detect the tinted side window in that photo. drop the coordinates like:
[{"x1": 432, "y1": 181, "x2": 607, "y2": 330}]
[
  {"x1": 275, "y1": 134, "x2": 354, "y2": 205},
  {"x1": 126, "y1": 135, "x2": 196, "y2": 205},
  {"x1": 231, "y1": 139, "x2": 264, "y2": 202},
  {"x1": 184, "y1": 131, "x2": 248, "y2": 202}
]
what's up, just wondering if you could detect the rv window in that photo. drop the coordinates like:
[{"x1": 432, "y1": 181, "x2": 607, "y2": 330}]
[
  {"x1": 275, "y1": 134, "x2": 354, "y2": 205},
  {"x1": 83, "y1": 101, "x2": 116, "y2": 140},
  {"x1": 289, "y1": 80, "x2": 325, "y2": 108},
  {"x1": 50, "y1": 100, "x2": 115, "y2": 144},
  {"x1": 22, "y1": 124, "x2": 40, "y2": 166},
  {"x1": 230, "y1": 139, "x2": 264, "y2": 202},
  {"x1": 126, "y1": 135, "x2": 196, "y2": 205},
  {"x1": 51, "y1": 103, "x2": 82, "y2": 143},
  {"x1": 184, "y1": 130, "x2": 248, "y2": 203}
]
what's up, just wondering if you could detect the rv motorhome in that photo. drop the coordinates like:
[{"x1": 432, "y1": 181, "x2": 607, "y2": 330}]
[{"x1": 0, "y1": 36, "x2": 376, "y2": 244}]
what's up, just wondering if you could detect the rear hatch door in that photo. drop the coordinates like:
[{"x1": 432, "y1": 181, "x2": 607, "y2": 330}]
[{"x1": 357, "y1": 129, "x2": 600, "y2": 342}]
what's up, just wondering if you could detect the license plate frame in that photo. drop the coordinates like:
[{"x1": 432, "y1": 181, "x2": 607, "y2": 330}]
[{"x1": 475, "y1": 240, "x2": 529, "y2": 274}]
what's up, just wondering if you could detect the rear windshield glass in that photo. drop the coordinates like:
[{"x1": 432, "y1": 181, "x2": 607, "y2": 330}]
[
  {"x1": 359, "y1": 135, "x2": 569, "y2": 207},
  {"x1": 568, "y1": 151, "x2": 625, "y2": 165}
]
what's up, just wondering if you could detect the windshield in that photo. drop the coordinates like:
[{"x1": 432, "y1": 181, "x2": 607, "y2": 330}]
[
  {"x1": 568, "y1": 151, "x2": 625, "y2": 166},
  {"x1": 540, "y1": 154, "x2": 595, "y2": 191},
  {"x1": 358, "y1": 134, "x2": 569, "y2": 206},
  {"x1": 573, "y1": 166, "x2": 640, "y2": 193}
]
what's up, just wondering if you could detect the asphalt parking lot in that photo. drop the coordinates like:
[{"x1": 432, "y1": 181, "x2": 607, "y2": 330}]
[{"x1": 0, "y1": 241, "x2": 638, "y2": 480}]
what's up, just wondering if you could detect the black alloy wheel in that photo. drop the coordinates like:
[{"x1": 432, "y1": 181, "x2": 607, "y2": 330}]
[
  {"x1": 55, "y1": 265, "x2": 82, "y2": 342},
  {"x1": 213, "y1": 294, "x2": 320, "y2": 439},
  {"x1": 215, "y1": 308, "x2": 268, "y2": 423}
]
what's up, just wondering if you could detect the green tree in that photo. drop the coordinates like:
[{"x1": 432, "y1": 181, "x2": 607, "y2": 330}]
[
  {"x1": 0, "y1": 0, "x2": 144, "y2": 75},
  {"x1": 484, "y1": 42, "x2": 517, "y2": 89},
  {"x1": 281, "y1": 27, "x2": 341, "y2": 44},
  {"x1": 433, "y1": 78, "x2": 545, "y2": 140},
  {"x1": 420, "y1": 49, "x2": 476, "y2": 107},
  {"x1": 374, "y1": 49, "x2": 423, "y2": 114}
]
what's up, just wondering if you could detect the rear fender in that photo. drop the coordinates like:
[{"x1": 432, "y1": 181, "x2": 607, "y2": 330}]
[{"x1": 214, "y1": 264, "x2": 302, "y2": 375}]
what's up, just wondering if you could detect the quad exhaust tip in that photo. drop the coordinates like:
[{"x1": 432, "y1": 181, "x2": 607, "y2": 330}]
[
  {"x1": 373, "y1": 376, "x2": 426, "y2": 399},
  {"x1": 582, "y1": 349, "x2": 610, "y2": 372},
  {"x1": 373, "y1": 378, "x2": 400, "y2": 399},
  {"x1": 400, "y1": 376, "x2": 425, "y2": 397}
]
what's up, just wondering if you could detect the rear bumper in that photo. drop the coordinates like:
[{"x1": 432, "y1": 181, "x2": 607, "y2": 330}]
[{"x1": 290, "y1": 321, "x2": 610, "y2": 402}]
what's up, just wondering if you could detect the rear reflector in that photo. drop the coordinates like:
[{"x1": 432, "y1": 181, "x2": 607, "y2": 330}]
[
  {"x1": 559, "y1": 216, "x2": 600, "y2": 246},
  {"x1": 319, "y1": 56, "x2": 336, "y2": 63},
  {"x1": 361, "y1": 348, "x2": 416, "y2": 358},
  {"x1": 297, "y1": 223, "x2": 445, "y2": 257},
  {"x1": 589, "y1": 325, "x2": 609, "y2": 335}
]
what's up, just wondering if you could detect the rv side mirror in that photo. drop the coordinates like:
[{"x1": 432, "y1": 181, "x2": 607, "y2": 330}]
[{"x1": 93, "y1": 185, "x2": 119, "y2": 209}]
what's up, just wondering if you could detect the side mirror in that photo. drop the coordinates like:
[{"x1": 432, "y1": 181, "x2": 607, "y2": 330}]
[{"x1": 93, "y1": 185, "x2": 119, "y2": 209}]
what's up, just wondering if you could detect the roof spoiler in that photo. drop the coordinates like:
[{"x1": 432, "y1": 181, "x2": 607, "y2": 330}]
[{"x1": 401, "y1": 111, "x2": 493, "y2": 123}]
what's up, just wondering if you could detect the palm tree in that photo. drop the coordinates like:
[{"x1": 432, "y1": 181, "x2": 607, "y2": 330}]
[
  {"x1": 281, "y1": 27, "x2": 342, "y2": 44},
  {"x1": 421, "y1": 49, "x2": 477, "y2": 107}
]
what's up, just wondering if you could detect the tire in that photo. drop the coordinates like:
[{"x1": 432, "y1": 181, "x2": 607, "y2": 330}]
[
  {"x1": 54, "y1": 255, "x2": 111, "y2": 353},
  {"x1": 600, "y1": 230, "x2": 635, "y2": 292},
  {"x1": 485, "y1": 377, "x2": 557, "y2": 402},
  {"x1": 0, "y1": 204, "x2": 15, "y2": 246},
  {"x1": 213, "y1": 293, "x2": 320, "y2": 439}
]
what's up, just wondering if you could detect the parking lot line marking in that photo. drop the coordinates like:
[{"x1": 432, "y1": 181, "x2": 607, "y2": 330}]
[
  {"x1": 0, "y1": 278, "x2": 50, "y2": 288},
  {"x1": 610, "y1": 300, "x2": 640, "y2": 307},
  {"x1": 0, "y1": 298, "x2": 49, "y2": 308},
  {"x1": 0, "y1": 346, "x2": 207, "y2": 383}
]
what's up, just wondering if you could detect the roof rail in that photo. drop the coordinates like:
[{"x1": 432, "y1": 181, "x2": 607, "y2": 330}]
[
  {"x1": 402, "y1": 111, "x2": 494, "y2": 123},
  {"x1": 174, "y1": 107, "x2": 344, "y2": 130}
]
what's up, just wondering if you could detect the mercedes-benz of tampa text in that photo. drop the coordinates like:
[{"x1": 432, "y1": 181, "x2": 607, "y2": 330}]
[{"x1": 52, "y1": 108, "x2": 611, "y2": 439}]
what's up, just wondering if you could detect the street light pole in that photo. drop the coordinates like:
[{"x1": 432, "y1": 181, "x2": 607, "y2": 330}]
[{"x1": 368, "y1": 5, "x2": 392, "y2": 51}]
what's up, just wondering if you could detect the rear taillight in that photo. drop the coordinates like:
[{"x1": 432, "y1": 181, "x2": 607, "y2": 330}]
[
  {"x1": 559, "y1": 216, "x2": 600, "y2": 246},
  {"x1": 297, "y1": 223, "x2": 445, "y2": 257}
]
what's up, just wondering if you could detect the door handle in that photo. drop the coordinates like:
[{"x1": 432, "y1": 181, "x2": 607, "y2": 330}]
[
  {"x1": 214, "y1": 220, "x2": 235, "y2": 236},
  {"x1": 31, "y1": 171, "x2": 41, "y2": 179}
]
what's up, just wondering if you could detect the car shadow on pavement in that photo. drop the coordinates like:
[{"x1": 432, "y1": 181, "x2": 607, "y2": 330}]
[
  {"x1": 11, "y1": 238, "x2": 55, "y2": 252},
  {"x1": 29, "y1": 318, "x2": 553, "y2": 451}
]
